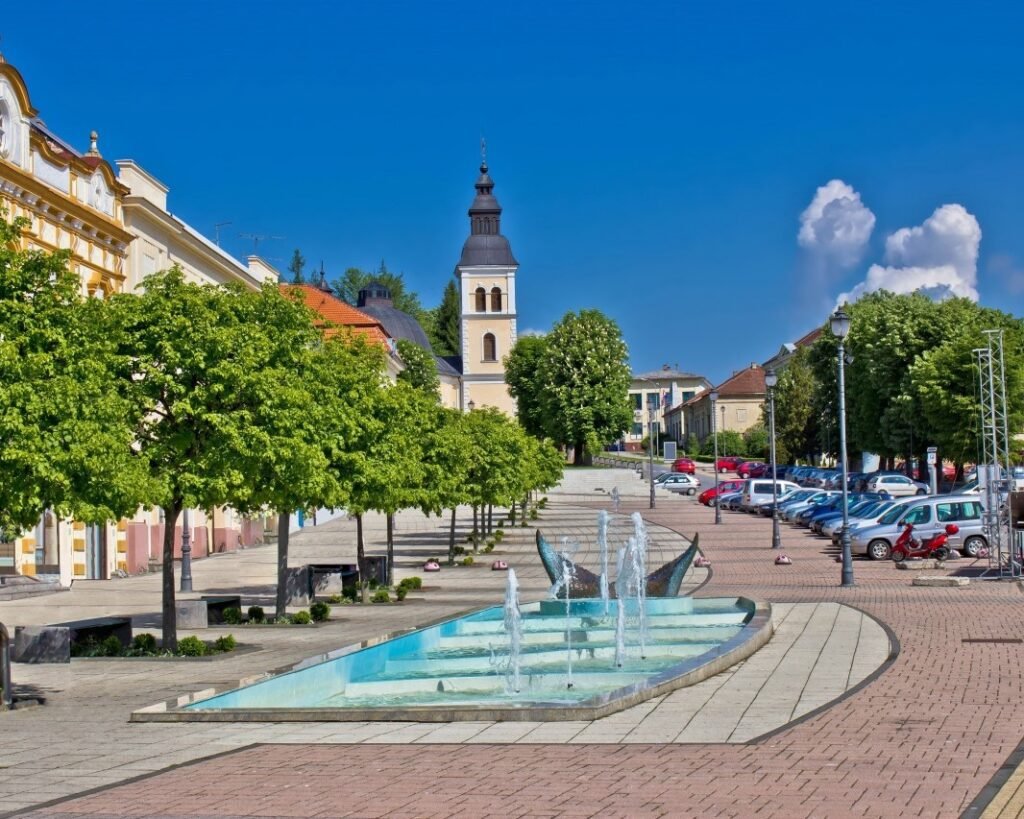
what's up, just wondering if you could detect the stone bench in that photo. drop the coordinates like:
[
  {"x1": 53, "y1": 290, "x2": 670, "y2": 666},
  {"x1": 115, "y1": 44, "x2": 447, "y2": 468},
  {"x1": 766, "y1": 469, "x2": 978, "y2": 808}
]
[
  {"x1": 283, "y1": 563, "x2": 359, "y2": 605},
  {"x1": 13, "y1": 615, "x2": 132, "y2": 664},
  {"x1": 200, "y1": 595, "x2": 242, "y2": 625}
]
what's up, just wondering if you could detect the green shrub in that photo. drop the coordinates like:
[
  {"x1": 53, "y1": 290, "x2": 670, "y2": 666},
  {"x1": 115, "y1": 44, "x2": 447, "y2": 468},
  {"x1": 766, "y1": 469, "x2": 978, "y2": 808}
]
[
  {"x1": 342, "y1": 586, "x2": 358, "y2": 602},
  {"x1": 483, "y1": 543, "x2": 494, "y2": 553},
  {"x1": 462, "y1": 556, "x2": 474, "y2": 566},
  {"x1": 221, "y1": 607, "x2": 243, "y2": 625},
  {"x1": 131, "y1": 633, "x2": 157, "y2": 654},
  {"x1": 408, "y1": 576, "x2": 422, "y2": 589},
  {"x1": 453, "y1": 545, "x2": 466, "y2": 556},
  {"x1": 494, "y1": 530, "x2": 504, "y2": 542},
  {"x1": 372, "y1": 589, "x2": 391, "y2": 603},
  {"x1": 529, "y1": 508, "x2": 539, "y2": 520},
  {"x1": 328, "y1": 593, "x2": 345, "y2": 604},
  {"x1": 539, "y1": 497, "x2": 549, "y2": 508},
  {"x1": 177, "y1": 636, "x2": 207, "y2": 657},
  {"x1": 395, "y1": 586, "x2": 407, "y2": 601},
  {"x1": 291, "y1": 610, "x2": 312, "y2": 625},
  {"x1": 368, "y1": 577, "x2": 379, "y2": 590},
  {"x1": 310, "y1": 601, "x2": 331, "y2": 622},
  {"x1": 247, "y1": 605, "x2": 265, "y2": 623},
  {"x1": 100, "y1": 635, "x2": 124, "y2": 657},
  {"x1": 214, "y1": 634, "x2": 237, "y2": 652}
]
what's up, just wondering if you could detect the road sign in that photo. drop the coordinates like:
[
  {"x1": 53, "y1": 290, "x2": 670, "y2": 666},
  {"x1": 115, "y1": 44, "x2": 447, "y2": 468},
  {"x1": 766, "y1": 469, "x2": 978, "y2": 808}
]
[{"x1": 926, "y1": 446, "x2": 937, "y2": 466}]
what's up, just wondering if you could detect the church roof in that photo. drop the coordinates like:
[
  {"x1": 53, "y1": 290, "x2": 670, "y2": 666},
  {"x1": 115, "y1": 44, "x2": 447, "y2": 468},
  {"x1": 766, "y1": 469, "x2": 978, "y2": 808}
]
[
  {"x1": 458, "y1": 160, "x2": 517, "y2": 267},
  {"x1": 280, "y1": 284, "x2": 391, "y2": 346}
]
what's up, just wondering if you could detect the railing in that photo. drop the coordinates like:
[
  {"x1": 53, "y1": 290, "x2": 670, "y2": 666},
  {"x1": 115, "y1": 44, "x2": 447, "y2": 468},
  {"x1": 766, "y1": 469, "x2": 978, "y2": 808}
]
[{"x1": 0, "y1": 621, "x2": 10, "y2": 710}]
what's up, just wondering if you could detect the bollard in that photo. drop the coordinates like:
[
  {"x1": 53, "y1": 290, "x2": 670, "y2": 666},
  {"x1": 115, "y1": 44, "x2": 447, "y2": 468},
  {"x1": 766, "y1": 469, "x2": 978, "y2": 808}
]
[{"x1": 0, "y1": 621, "x2": 11, "y2": 710}]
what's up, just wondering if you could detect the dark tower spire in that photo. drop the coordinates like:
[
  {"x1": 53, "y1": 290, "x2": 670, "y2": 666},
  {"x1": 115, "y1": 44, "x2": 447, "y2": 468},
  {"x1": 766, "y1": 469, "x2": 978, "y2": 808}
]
[{"x1": 459, "y1": 148, "x2": 517, "y2": 266}]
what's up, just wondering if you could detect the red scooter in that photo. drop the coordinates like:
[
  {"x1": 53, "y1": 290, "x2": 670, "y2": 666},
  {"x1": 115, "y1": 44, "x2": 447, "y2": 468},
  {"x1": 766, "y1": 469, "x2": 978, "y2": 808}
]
[{"x1": 891, "y1": 523, "x2": 959, "y2": 562}]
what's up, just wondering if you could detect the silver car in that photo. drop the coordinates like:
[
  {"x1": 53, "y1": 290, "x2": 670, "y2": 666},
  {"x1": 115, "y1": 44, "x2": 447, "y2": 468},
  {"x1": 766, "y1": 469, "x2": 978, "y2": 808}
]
[
  {"x1": 850, "y1": 496, "x2": 988, "y2": 560},
  {"x1": 658, "y1": 473, "x2": 700, "y2": 496}
]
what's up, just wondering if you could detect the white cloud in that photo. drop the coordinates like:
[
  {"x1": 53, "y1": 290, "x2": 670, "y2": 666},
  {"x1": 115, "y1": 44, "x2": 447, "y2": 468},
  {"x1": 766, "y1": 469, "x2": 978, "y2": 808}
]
[
  {"x1": 798, "y1": 179, "x2": 876, "y2": 269},
  {"x1": 838, "y1": 204, "x2": 982, "y2": 305}
]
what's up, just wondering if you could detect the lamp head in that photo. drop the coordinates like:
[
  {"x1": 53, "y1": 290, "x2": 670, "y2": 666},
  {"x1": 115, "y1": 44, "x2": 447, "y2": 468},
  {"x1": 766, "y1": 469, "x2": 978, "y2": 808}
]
[
  {"x1": 709, "y1": 390, "x2": 719, "y2": 403},
  {"x1": 467, "y1": 399, "x2": 475, "y2": 411},
  {"x1": 830, "y1": 307, "x2": 851, "y2": 340},
  {"x1": 764, "y1": 369, "x2": 777, "y2": 389}
]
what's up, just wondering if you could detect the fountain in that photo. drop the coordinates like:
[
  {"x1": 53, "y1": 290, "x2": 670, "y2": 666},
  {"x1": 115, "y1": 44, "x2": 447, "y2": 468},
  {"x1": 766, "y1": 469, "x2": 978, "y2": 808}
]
[
  {"x1": 551, "y1": 539, "x2": 579, "y2": 689},
  {"x1": 631, "y1": 513, "x2": 649, "y2": 659},
  {"x1": 503, "y1": 568, "x2": 522, "y2": 694},
  {"x1": 613, "y1": 545, "x2": 628, "y2": 667},
  {"x1": 597, "y1": 510, "x2": 610, "y2": 616}
]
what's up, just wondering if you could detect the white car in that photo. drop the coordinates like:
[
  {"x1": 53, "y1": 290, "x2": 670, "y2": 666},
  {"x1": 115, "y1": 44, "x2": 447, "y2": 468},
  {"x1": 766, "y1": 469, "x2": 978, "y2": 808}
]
[
  {"x1": 865, "y1": 474, "x2": 929, "y2": 497},
  {"x1": 658, "y1": 473, "x2": 700, "y2": 496}
]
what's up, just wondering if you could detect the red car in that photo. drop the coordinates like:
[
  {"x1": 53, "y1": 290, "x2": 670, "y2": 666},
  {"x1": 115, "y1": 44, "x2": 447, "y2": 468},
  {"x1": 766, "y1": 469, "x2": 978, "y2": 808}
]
[
  {"x1": 715, "y1": 456, "x2": 744, "y2": 473},
  {"x1": 672, "y1": 457, "x2": 696, "y2": 474},
  {"x1": 699, "y1": 479, "x2": 745, "y2": 506},
  {"x1": 737, "y1": 461, "x2": 766, "y2": 479}
]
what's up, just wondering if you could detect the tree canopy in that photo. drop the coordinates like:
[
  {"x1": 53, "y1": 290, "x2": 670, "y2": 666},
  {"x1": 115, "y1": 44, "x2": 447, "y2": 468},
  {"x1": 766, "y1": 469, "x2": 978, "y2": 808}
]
[
  {"x1": 330, "y1": 260, "x2": 426, "y2": 321},
  {"x1": 426, "y1": 278, "x2": 461, "y2": 358},
  {"x1": 396, "y1": 339, "x2": 441, "y2": 398},
  {"x1": 504, "y1": 335, "x2": 549, "y2": 439}
]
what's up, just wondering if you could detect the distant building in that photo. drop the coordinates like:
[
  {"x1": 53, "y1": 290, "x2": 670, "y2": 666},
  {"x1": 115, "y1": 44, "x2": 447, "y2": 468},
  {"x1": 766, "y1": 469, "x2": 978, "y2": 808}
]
[
  {"x1": 626, "y1": 367, "x2": 711, "y2": 451},
  {"x1": 684, "y1": 364, "x2": 767, "y2": 452},
  {"x1": 761, "y1": 327, "x2": 822, "y2": 374}
]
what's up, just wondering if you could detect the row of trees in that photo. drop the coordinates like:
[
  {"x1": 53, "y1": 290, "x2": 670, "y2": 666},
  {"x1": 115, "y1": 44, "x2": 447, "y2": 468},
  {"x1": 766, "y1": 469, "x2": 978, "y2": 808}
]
[
  {"x1": 767, "y1": 291, "x2": 1024, "y2": 473},
  {"x1": 505, "y1": 309, "x2": 634, "y2": 463},
  {"x1": 0, "y1": 215, "x2": 562, "y2": 650}
]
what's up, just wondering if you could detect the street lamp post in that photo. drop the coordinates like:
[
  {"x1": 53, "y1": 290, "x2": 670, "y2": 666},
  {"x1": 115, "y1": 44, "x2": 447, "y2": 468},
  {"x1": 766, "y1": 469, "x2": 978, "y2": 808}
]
[
  {"x1": 179, "y1": 507, "x2": 193, "y2": 593},
  {"x1": 648, "y1": 402, "x2": 656, "y2": 509},
  {"x1": 831, "y1": 307, "x2": 854, "y2": 587},
  {"x1": 710, "y1": 390, "x2": 721, "y2": 524},
  {"x1": 765, "y1": 370, "x2": 782, "y2": 549}
]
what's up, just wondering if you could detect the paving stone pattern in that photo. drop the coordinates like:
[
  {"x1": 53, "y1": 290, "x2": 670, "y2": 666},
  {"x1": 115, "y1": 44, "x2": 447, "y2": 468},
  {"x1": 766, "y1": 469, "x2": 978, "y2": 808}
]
[{"x1": 6, "y1": 467, "x2": 1024, "y2": 818}]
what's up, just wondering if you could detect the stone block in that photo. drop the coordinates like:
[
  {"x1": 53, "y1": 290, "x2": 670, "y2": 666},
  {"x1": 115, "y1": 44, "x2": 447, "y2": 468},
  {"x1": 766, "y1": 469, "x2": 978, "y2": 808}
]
[
  {"x1": 12, "y1": 626, "x2": 70, "y2": 663},
  {"x1": 895, "y1": 559, "x2": 944, "y2": 570},
  {"x1": 912, "y1": 576, "x2": 970, "y2": 587},
  {"x1": 175, "y1": 600, "x2": 209, "y2": 629},
  {"x1": 284, "y1": 566, "x2": 310, "y2": 606}
]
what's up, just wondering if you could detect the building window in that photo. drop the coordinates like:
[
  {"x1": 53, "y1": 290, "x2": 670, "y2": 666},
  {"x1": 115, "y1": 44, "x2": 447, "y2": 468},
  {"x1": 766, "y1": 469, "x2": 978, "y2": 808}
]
[
  {"x1": 490, "y1": 287, "x2": 502, "y2": 312},
  {"x1": 631, "y1": 422, "x2": 643, "y2": 437},
  {"x1": 482, "y1": 333, "x2": 497, "y2": 361},
  {"x1": 681, "y1": 390, "x2": 695, "y2": 402},
  {"x1": 631, "y1": 393, "x2": 642, "y2": 410},
  {"x1": 737, "y1": 408, "x2": 747, "y2": 423},
  {"x1": 648, "y1": 393, "x2": 661, "y2": 410},
  {"x1": 475, "y1": 287, "x2": 487, "y2": 312}
]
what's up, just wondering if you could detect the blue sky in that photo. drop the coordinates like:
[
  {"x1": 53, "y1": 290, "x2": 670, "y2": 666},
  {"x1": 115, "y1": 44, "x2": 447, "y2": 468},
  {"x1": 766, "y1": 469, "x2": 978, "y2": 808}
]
[{"x1": 4, "y1": 1, "x2": 1023, "y2": 384}]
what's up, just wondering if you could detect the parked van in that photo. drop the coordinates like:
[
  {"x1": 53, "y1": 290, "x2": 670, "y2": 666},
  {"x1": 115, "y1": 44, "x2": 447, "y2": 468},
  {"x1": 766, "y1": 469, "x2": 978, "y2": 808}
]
[
  {"x1": 850, "y1": 495, "x2": 987, "y2": 560},
  {"x1": 740, "y1": 479, "x2": 800, "y2": 511}
]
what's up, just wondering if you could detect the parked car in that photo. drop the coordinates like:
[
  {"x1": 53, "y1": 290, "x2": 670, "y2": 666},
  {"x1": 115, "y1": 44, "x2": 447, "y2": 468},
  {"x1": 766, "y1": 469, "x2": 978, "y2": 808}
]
[
  {"x1": 715, "y1": 456, "x2": 744, "y2": 473},
  {"x1": 698, "y1": 479, "x2": 746, "y2": 506},
  {"x1": 780, "y1": 491, "x2": 838, "y2": 522},
  {"x1": 830, "y1": 497, "x2": 920, "y2": 544},
  {"x1": 850, "y1": 496, "x2": 987, "y2": 559},
  {"x1": 740, "y1": 479, "x2": 800, "y2": 512},
  {"x1": 719, "y1": 492, "x2": 745, "y2": 511},
  {"x1": 736, "y1": 461, "x2": 766, "y2": 479},
  {"x1": 808, "y1": 497, "x2": 883, "y2": 533},
  {"x1": 757, "y1": 488, "x2": 818, "y2": 516},
  {"x1": 658, "y1": 473, "x2": 701, "y2": 495},
  {"x1": 865, "y1": 473, "x2": 929, "y2": 497},
  {"x1": 821, "y1": 499, "x2": 896, "y2": 538},
  {"x1": 672, "y1": 457, "x2": 697, "y2": 474}
]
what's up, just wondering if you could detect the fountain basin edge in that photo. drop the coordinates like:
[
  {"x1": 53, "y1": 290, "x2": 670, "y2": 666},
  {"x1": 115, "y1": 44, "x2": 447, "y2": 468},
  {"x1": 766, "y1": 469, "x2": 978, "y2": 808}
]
[{"x1": 130, "y1": 598, "x2": 773, "y2": 724}]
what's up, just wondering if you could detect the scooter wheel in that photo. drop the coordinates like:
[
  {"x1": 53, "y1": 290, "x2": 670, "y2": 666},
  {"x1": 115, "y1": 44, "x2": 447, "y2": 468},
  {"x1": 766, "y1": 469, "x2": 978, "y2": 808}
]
[
  {"x1": 892, "y1": 550, "x2": 906, "y2": 562},
  {"x1": 934, "y1": 548, "x2": 949, "y2": 561}
]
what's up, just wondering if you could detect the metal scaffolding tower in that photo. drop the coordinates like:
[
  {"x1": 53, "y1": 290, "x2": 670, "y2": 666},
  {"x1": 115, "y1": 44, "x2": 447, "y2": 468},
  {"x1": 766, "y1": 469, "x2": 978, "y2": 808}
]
[{"x1": 975, "y1": 330, "x2": 1017, "y2": 578}]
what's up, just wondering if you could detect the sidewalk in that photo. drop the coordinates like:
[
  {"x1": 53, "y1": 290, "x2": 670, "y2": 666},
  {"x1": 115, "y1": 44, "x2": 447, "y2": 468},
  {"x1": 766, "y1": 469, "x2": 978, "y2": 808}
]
[{"x1": 4, "y1": 467, "x2": 1024, "y2": 818}]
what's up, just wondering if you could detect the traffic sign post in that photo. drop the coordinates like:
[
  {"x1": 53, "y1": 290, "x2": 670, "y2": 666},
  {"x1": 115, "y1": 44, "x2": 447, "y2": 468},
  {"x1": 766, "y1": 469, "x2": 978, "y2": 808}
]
[{"x1": 927, "y1": 446, "x2": 938, "y2": 494}]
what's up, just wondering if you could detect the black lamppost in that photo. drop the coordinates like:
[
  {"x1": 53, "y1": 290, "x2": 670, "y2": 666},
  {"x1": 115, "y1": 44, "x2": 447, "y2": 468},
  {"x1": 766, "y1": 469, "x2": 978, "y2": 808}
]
[
  {"x1": 831, "y1": 307, "x2": 854, "y2": 587},
  {"x1": 765, "y1": 369, "x2": 782, "y2": 549},
  {"x1": 647, "y1": 400, "x2": 656, "y2": 509},
  {"x1": 710, "y1": 390, "x2": 721, "y2": 524},
  {"x1": 179, "y1": 507, "x2": 193, "y2": 592}
]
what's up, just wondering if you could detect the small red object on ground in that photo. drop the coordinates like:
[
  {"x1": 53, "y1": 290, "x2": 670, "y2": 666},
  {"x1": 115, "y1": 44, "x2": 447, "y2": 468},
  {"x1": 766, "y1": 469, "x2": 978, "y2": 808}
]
[
  {"x1": 775, "y1": 555, "x2": 793, "y2": 565},
  {"x1": 423, "y1": 560, "x2": 441, "y2": 572},
  {"x1": 491, "y1": 560, "x2": 509, "y2": 571},
  {"x1": 694, "y1": 555, "x2": 711, "y2": 568}
]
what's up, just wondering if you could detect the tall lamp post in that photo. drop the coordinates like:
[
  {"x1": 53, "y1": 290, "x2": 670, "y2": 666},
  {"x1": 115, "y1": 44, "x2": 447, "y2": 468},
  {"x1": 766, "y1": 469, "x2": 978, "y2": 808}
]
[
  {"x1": 831, "y1": 307, "x2": 854, "y2": 587},
  {"x1": 648, "y1": 400, "x2": 656, "y2": 509},
  {"x1": 710, "y1": 390, "x2": 721, "y2": 524},
  {"x1": 765, "y1": 370, "x2": 782, "y2": 549},
  {"x1": 179, "y1": 507, "x2": 193, "y2": 592}
]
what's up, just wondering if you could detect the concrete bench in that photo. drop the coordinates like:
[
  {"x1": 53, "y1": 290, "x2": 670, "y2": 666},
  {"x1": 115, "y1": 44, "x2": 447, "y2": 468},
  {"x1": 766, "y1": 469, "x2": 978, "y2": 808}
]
[
  {"x1": 283, "y1": 563, "x2": 358, "y2": 606},
  {"x1": 200, "y1": 595, "x2": 242, "y2": 625},
  {"x1": 14, "y1": 616, "x2": 132, "y2": 664}
]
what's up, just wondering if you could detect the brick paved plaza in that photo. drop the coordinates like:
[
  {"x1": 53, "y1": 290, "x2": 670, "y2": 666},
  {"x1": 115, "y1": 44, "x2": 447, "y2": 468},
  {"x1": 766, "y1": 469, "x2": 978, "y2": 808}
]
[{"x1": 4, "y1": 466, "x2": 1024, "y2": 818}]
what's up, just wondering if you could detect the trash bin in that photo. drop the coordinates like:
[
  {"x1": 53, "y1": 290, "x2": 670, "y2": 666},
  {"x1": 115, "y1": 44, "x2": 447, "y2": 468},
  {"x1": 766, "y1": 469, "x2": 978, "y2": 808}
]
[{"x1": 362, "y1": 556, "x2": 388, "y2": 586}]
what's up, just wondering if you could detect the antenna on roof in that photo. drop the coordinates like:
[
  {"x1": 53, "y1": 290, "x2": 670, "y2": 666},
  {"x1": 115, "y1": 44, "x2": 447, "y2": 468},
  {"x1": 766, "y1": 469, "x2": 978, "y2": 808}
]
[
  {"x1": 239, "y1": 233, "x2": 285, "y2": 253},
  {"x1": 214, "y1": 221, "x2": 232, "y2": 247}
]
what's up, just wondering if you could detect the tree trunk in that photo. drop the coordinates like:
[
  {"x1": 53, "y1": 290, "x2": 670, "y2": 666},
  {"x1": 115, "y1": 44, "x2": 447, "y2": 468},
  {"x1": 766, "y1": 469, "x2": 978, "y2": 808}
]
[
  {"x1": 472, "y1": 505, "x2": 478, "y2": 540},
  {"x1": 487, "y1": 504, "x2": 493, "y2": 535},
  {"x1": 161, "y1": 502, "x2": 182, "y2": 652},
  {"x1": 521, "y1": 497, "x2": 528, "y2": 524},
  {"x1": 448, "y1": 508, "x2": 457, "y2": 565},
  {"x1": 356, "y1": 514, "x2": 367, "y2": 603},
  {"x1": 573, "y1": 441, "x2": 585, "y2": 466},
  {"x1": 386, "y1": 513, "x2": 394, "y2": 586},
  {"x1": 509, "y1": 502, "x2": 516, "y2": 524},
  {"x1": 275, "y1": 512, "x2": 290, "y2": 620}
]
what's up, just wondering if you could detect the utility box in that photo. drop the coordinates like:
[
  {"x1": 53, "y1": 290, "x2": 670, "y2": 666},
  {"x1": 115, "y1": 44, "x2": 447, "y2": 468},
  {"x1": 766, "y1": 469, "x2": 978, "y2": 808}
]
[{"x1": 664, "y1": 442, "x2": 677, "y2": 460}]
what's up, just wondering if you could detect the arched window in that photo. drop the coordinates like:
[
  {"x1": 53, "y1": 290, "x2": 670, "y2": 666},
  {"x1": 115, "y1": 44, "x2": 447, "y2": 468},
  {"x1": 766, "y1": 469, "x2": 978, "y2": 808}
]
[
  {"x1": 483, "y1": 333, "x2": 497, "y2": 362},
  {"x1": 490, "y1": 287, "x2": 502, "y2": 312},
  {"x1": 475, "y1": 287, "x2": 487, "y2": 312}
]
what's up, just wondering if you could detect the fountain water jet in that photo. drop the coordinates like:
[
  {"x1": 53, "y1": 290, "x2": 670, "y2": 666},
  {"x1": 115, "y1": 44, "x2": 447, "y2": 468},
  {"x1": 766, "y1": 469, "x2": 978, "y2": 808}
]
[
  {"x1": 598, "y1": 510, "x2": 611, "y2": 616},
  {"x1": 631, "y1": 513, "x2": 649, "y2": 659}
]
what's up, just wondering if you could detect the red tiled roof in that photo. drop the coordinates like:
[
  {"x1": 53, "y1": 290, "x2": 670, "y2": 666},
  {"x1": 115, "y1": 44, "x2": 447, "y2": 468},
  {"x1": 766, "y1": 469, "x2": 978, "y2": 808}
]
[
  {"x1": 715, "y1": 364, "x2": 766, "y2": 397},
  {"x1": 281, "y1": 284, "x2": 391, "y2": 346},
  {"x1": 794, "y1": 327, "x2": 823, "y2": 348}
]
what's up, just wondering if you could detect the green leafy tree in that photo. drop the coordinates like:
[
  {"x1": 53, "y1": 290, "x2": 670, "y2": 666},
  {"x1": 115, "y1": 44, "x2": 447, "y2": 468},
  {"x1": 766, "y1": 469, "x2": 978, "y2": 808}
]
[
  {"x1": 288, "y1": 249, "x2": 306, "y2": 284},
  {"x1": 419, "y1": 408, "x2": 473, "y2": 563},
  {"x1": 765, "y1": 346, "x2": 819, "y2": 463},
  {"x1": 109, "y1": 269, "x2": 328, "y2": 649},
  {"x1": 331, "y1": 261, "x2": 426, "y2": 321},
  {"x1": 0, "y1": 214, "x2": 149, "y2": 537},
  {"x1": 743, "y1": 423, "x2": 769, "y2": 460},
  {"x1": 504, "y1": 335, "x2": 549, "y2": 438},
  {"x1": 538, "y1": 310, "x2": 632, "y2": 465},
  {"x1": 426, "y1": 278, "x2": 461, "y2": 357},
  {"x1": 698, "y1": 430, "x2": 746, "y2": 459},
  {"x1": 396, "y1": 339, "x2": 440, "y2": 398}
]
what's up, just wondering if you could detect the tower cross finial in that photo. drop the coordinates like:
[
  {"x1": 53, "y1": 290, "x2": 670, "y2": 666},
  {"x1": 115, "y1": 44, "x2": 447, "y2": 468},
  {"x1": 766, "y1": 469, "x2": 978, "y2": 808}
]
[{"x1": 480, "y1": 136, "x2": 487, "y2": 169}]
